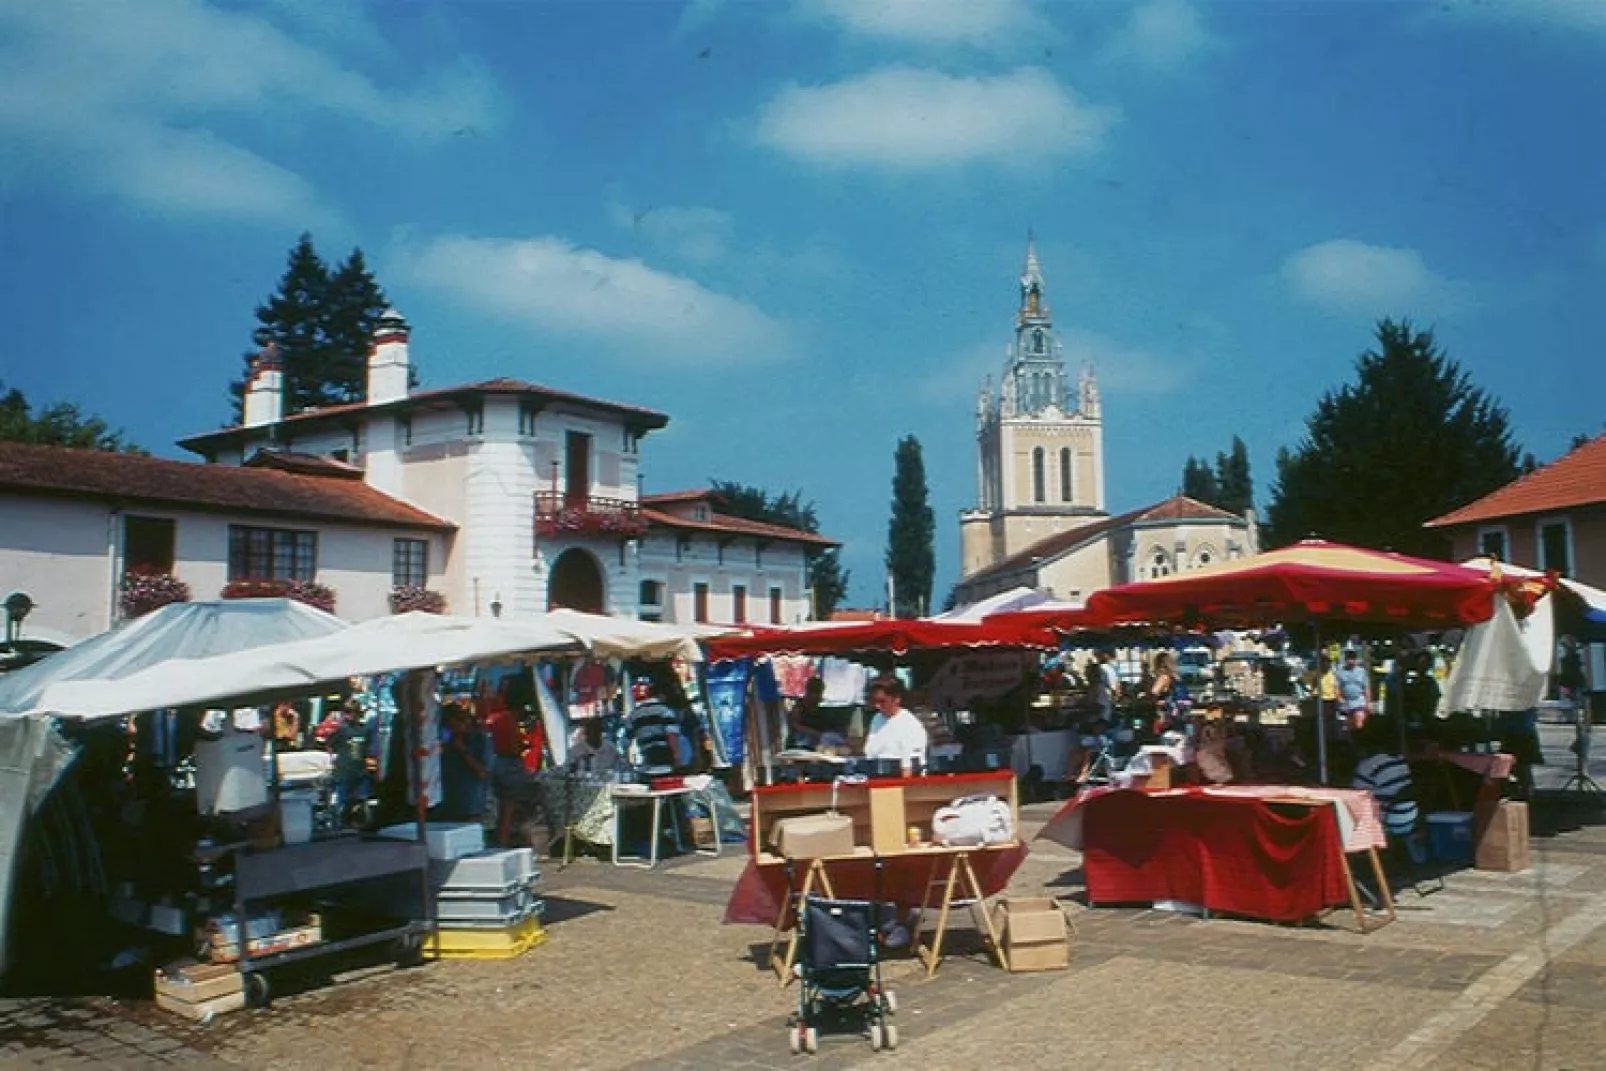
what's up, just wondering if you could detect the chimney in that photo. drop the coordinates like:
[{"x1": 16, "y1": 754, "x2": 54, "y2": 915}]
[
  {"x1": 242, "y1": 343, "x2": 284, "y2": 428},
  {"x1": 368, "y1": 308, "x2": 411, "y2": 406}
]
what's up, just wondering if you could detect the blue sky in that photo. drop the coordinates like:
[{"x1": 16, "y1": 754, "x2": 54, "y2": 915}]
[{"x1": 1, "y1": 0, "x2": 1602, "y2": 608}]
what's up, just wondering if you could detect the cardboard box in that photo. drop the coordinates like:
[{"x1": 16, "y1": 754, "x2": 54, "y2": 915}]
[
  {"x1": 771, "y1": 813, "x2": 855, "y2": 859},
  {"x1": 155, "y1": 988, "x2": 247, "y2": 1022},
  {"x1": 154, "y1": 961, "x2": 246, "y2": 1022},
  {"x1": 1474, "y1": 800, "x2": 1531, "y2": 872},
  {"x1": 868, "y1": 786, "x2": 908, "y2": 855},
  {"x1": 992, "y1": 897, "x2": 1070, "y2": 972},
  {"x1": 155, "y1": 961, "x2": 243, "y2": 1004},
  {"x1": 206, "y1": 918, "x2": 323, "y2": 964},
  {"x1": 1146, "y1": 754, "x2": 1173, "y2": 792}
]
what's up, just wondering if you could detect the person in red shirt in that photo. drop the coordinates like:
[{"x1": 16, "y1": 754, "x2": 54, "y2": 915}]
[{"x1": 479, "y1": 679, "x2": 531, "y2": 847}]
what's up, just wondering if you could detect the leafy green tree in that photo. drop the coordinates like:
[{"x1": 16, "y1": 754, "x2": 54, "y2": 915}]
[
  {"x1": 0, "y1": 380, "x2": 145, "y2": 453},
  {"x1": 1265, "y1": 319, "x2": 1522, "y2": 555},
  {"x1": 229, "y1": 234, "x2": 394, "y2": 419},
  {"x1": 885, "y1": 435, "x2": 935, "y2": 618},
  {"x1": 708, "y1": 481, "x2": 850, "y2": 619}
]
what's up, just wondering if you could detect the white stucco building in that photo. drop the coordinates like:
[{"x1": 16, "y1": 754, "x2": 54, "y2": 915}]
[
  {"x1": 176, "y1": 312, "x2": 830, "y2": 625},
  {"x1": 0, "y1": 443, "x2": 452, "y2": 641},
  {"x1": 637, "y1": 491, "x2": 837, "y2": 625}
]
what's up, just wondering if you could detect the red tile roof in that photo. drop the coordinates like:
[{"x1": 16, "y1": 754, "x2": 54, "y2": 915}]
[
  {"x1": 1426, "y1": 434, "x2": 1606, "y2": 528},
  {"x1": 179, "y1": 378, "x2": 669, "y2": 456},
  {"x1": 640, "y1": 507, "x2": 838, "y2": 548},
  {"x1": 641, "y1": 490, "x2": 719, "y2": 507},
  {"x1": 961, "y1": 496, "x2": 1246, "y2": 586},
  {"x1": 0, "y1": 443, "x2": 454, "y2": 531}
]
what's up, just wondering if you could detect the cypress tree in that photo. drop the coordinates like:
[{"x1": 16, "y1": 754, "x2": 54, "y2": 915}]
[{"x1": 885, "y1": 435, "x2": 935, "y2": 618}]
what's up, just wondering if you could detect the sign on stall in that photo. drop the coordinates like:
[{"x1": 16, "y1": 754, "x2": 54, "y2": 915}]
[{"x1": 928, "y1": 651, "x2": 1028, "y2": 710}]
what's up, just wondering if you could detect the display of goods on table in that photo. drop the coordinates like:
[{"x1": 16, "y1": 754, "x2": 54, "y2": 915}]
[{"x1": 726, "y1": 771, "x2": 1029, "y2": 926}]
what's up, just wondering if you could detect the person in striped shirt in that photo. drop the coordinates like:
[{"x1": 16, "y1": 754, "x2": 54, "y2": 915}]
[{"x1": 1351, "y1": 723, "x2": 1419, "y2": 840}]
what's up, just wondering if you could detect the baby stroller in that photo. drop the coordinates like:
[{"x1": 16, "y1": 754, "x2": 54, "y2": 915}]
[{"x1": 789, "y1": 893, "x2": 898, "y2": 1054}]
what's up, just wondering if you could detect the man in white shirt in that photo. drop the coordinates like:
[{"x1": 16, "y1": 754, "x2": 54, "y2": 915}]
[{"x1": 862, "y1": 678, "x2": 929, "y2": 766}]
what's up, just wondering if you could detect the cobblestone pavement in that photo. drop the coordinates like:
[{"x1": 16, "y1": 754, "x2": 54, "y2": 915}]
[{"x1": 6, "y1": 784, "x2": 1606, "y2": 1070}]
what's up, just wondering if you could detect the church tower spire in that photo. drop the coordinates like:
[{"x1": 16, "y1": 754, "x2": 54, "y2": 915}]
[
  {"x1": 1019, "y1": 234, "x2": 1048, "y2": 325},
  {"x1": 961, "y1": 235, "x2": 1109, "y2": 583}
]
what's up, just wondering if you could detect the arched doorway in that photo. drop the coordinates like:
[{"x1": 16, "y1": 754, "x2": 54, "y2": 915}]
[{"x1": 547, "y1": 548, "x2": 606, "y2": 613}]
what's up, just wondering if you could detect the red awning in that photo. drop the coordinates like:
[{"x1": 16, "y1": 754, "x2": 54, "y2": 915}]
[
  {"x1": 703, "y1": 617, "x2": 1059, "y2": 660},
  {"x1": 999, "y1": 540, "x2": 1497, "y2": 632}
]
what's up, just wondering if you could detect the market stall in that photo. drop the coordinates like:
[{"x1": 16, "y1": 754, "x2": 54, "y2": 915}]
[
  {"x1": 710, "y1": 619, "x2": 1052, "y2": 974},
  {"x1": 1039, "y1": 785, "x2": 1392, "y2": 931},
  {"x1": 996, "y1": 539, "x2": 1501, "y2": 782},
  {"x1": 0, "y1": 599, "x2": 348, "y2": 982},
  {"x1": 3, "y1": 607, "x2": 727, "y2": 1004},
  {"x1": 995, "y1": 541, "x2": 1533, "y2": 932}
]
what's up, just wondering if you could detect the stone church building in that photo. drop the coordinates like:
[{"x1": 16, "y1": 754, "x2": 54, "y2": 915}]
[{"x1": 954, "y1": 241, "x2": 1257, "y2": 607}]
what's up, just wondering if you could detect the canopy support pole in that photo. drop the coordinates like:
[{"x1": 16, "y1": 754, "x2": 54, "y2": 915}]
[{"x1": 1314, "y1": 622, "x2": 1328, "y2": 785}]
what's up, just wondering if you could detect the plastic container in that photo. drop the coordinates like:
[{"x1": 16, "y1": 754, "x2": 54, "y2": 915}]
[
  {"x1": 1426, "y1": 811, "x2": 1474, "y2": 864},
  {"x1": 435, "y1": 885, "x2": 537, "y2": 924},
  {"x1": 428, "y1": 916, "x2": 547, "y2": 960},
  {"x1": 279, "y1": 790, "x2": 316, "y2": 846},
  {"x1": 376, "y1": 821, "x2": 485, "y2": 860},
  {"x1": 430, "y1": 848, "x2": 535, "y2": 891}
]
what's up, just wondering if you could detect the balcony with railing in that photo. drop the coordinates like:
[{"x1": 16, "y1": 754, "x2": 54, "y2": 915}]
[{"x1": 533, "y1": 491, "x2": 649, "y2": 539}]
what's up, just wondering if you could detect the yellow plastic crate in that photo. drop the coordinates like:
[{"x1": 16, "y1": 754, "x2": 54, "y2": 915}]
[{"x1": 428, "y1": 917, "x2": 547, "y2": 960}]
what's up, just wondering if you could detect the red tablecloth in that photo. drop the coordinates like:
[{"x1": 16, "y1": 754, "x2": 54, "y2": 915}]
[
  {"x1": 723, "y1": 844, "x2": 1029, "y2": 926},
  {"x1": 1080, "y1": 790, "x2": 1348, "y2": 922}
]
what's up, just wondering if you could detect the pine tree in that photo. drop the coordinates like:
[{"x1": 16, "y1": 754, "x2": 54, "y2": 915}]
[
  {"x1": 1181, "y1": 456, "x2": 1219, "y2": 504},
  {"x1": 885, "y1": 435, "x2": 935, "y2": 618},
  {"x1": 1212, "y1": 436, "x2": 1254, "y2": 517},
  {"x1": 322, "y1": 248, "x2": 391, "y2": 402},
  {"x1": 1265, "y1": 319, "x2": 1522, "y2": 555},
  {"x1": 229, "y1": 234, "x2": 393, "y2": 420}
]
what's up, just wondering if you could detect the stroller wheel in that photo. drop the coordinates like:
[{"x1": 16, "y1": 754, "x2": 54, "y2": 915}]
[
  {"x1": 789, "y1": 1027, "x2": 801, "y2": 1055},
  {"x1": 869, "y1": 1022, "x2": 884, "y2": 1051},
  {"x1": 804, "y1": 1026, "x2": 818, "y2": 1054},
  {"x1": 884, "y1": 1022, "x2": 899, "y2": 1051},
  {"x1": 881, "y1": 989, "x2": 898, "y2": 1015}
]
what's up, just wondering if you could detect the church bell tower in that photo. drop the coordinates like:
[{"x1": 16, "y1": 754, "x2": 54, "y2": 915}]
[{"x1": 959, "y1": 238, "x2": 1107, "y2": 580}]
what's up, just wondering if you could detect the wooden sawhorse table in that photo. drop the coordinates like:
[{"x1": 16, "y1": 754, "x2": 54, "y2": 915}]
[{"x1": 908, "y1": 846, "x2": 1010, "y2": 976}]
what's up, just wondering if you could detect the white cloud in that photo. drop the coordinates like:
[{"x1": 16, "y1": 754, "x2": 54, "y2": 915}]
[
  {"x1": 1105, "y1": 0, "x2": 1214, "y2": 69},
  {"x1": 800, "y1": 0, "x2": 1051, "y2": 49},
  {"x1": 1282, "y1": 239, "x2": 1472, "y2": 317},
  {"x1": 0, "y1": 0, "x2": 500, "y2": 223},
  {"x1": 754, "y1": 67, "x2": 1118, "y2": 169},
  {"x1": 400, "y1": 235, "x2": 793, "y2": 368},
  {"x1": 605, "y1": 201, "x2": 735, "y2": 264}
]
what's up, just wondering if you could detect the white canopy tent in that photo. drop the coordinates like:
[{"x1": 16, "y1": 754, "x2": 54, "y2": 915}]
[
  {"x1": 934, "y1": 586, "x2": 1080, "y2": 622},
  {"x1": 32, "y1": 609, "x2": 727, "y2": 720},
  {"x1": 541, "y1": 608, "x2": 718, "y2": 663},
  {"x1": 34, "y1": 613, "x2": 578, "y2": 720},
  {"x1": 0, "y1": 599, "x2": 346, "y2": 715}
]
